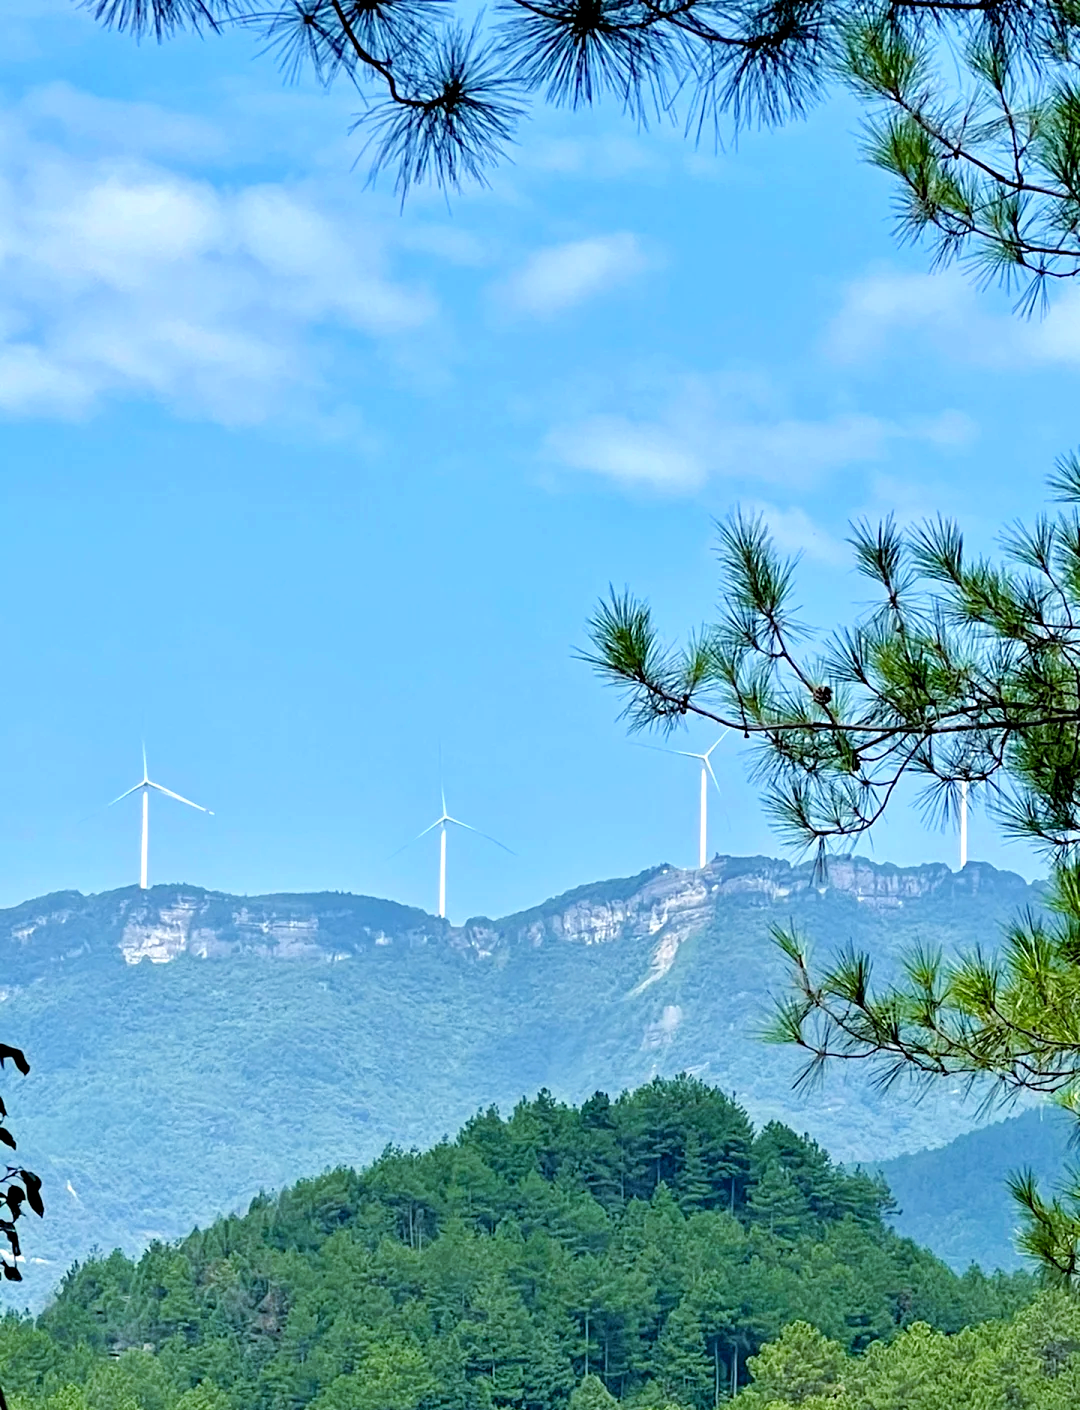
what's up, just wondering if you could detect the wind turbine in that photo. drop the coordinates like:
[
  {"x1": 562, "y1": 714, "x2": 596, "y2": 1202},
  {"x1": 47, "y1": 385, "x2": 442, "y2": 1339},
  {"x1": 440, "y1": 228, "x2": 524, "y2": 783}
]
[
  {"x1": 413, "y1": 787, "x2": 512, "y2": 919},
  {"x1": 640, "y1": 734, "x2": 726, "y2": 868},
  {"x1": 109, "y1": 747, "x2": 213, "y2": 889},
  {"x1": 681, "y1": 736, "x2": 726, "y2": 868},
  {"x1": 959, "y1": 779, "x2": 969, "y2": 869}
]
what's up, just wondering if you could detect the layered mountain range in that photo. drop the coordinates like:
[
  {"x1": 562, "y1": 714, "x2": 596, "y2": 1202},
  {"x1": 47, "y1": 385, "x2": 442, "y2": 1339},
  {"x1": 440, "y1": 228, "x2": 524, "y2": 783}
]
[{"x1": 0, "y1": 854, "x2": 1053, "y2": 1304}]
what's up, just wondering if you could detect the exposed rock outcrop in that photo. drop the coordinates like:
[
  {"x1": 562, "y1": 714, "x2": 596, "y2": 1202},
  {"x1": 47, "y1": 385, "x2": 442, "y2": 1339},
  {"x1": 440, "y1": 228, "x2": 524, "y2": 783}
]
[{"x1": 0, "y1": 855, "x2": 1038, "y2": 985}]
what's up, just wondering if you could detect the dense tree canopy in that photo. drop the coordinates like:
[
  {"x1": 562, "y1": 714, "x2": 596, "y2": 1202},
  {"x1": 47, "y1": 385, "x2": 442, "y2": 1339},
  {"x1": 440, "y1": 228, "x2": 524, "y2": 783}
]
[
  {"x1": 85, "y1": 0, "x2": 1080, "y2": 300},
  {"x1": 739, "y1": 1294, "x2": 1080, "y2": 1409},
  {"x1": 586, "y1": 468, "x2": 1080, "y2": 1281},
  {"x1": 0, "y1": 1079, "x2": 1034, "y2": 1410}
]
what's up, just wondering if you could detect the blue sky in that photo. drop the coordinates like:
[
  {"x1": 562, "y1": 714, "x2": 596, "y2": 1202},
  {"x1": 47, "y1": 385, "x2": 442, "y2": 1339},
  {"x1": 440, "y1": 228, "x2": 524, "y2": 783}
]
[{"x1": 0, "y1": 1, "x2": 1077, "y2": 918}]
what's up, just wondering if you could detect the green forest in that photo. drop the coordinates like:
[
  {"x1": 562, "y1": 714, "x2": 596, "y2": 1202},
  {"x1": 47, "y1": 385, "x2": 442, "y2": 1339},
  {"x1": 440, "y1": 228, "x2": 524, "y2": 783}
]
[{"x1": 0, "y1": 1078, "x2": 1049, "y2": 1410}]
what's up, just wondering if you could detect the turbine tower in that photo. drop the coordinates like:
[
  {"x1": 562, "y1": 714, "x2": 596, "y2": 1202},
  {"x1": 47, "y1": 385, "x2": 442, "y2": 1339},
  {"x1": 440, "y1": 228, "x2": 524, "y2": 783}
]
[
  {"x1": 110, "y1": 748, "x2": 212, "y2": 889},
  {"x1": 959, "y1": 779, "x2": 969, "y2": 870},
  {"x1": 414, "y1": 788, "x2": 512, "y2": 919},
  {"x1": 643, "y1": 735, "x2": 726, "y2": 868},
  {"x1": 687, "y1": 737, "x2": 725, "y2": 869}
]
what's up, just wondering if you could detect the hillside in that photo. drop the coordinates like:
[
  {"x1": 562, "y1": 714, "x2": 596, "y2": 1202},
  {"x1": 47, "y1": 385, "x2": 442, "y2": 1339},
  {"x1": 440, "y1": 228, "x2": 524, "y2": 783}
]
[
  {"x1": 878, "y1": 1106, "x2": 1073, "y2": 1273},
  {"x1": 0, "y1": 1081, "x2": 1036, "y2": 1410},
  {"x1": 0, "y1": 853, "x2": 1046, "y2": 1305}
]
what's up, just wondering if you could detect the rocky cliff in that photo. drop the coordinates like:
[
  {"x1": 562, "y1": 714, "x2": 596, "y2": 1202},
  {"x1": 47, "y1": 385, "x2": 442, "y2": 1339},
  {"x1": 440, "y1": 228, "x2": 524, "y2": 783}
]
[{"x1": 0, "y1": 853, "x2": 1037, "y2": 977}]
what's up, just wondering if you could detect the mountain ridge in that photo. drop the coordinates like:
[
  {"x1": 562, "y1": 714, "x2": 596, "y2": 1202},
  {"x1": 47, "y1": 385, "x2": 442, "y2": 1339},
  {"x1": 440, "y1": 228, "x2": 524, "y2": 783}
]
[
  {"x1": 0, "y1": 852, "x2": 1042, "y2": 977},
  {"x1": 0, "y1": 853, "x2": 1051, "y2": 1308}
]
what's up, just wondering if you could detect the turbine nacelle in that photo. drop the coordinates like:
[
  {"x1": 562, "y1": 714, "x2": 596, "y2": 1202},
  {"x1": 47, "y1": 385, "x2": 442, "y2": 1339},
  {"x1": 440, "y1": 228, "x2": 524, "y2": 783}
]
[
  {"x1": 108, "y1": 749, "x2": 212, "y2": 889},
  {"x1": 393, "y1": 782, "x2": 513, "y2": 921}
]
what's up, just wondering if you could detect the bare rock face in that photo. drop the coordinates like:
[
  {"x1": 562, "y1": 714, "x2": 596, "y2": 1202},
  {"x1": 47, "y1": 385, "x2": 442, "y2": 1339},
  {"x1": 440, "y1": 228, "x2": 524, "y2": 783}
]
[
  {"x1": 0, "y1": 854, "x2": 1037, "y2": 990},
  {"x1": 443, "y1": 854, "x2": 1010, "y2": 998},
  {"x1": 121, "y1": 901, "x2": 204, "y2": 965}
]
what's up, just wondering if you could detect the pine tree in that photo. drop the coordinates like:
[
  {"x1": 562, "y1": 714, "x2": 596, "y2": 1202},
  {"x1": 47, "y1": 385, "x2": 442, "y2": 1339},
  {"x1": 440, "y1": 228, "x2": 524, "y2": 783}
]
[
  {"x1": 654, "y1": 1301, "x2": 712, "y2": 1410},
  {"x1": 569, "y1": 1374, "x2": 619, "y2": 1410},
  {"x1": 740, "y1": 1322, "x2": 846, "y2": 1406},
  {"x1": 677, "y1": 1131, "x2": 714, "y2": 1217},
  {"x1": 685, "y1": 1274, "x2": 737, "y2": 1408},
  {"x1": 587, "y1": 466, "x2": 1080, "y2": 1280},
  {"x1": 747, "y1": 1164, "x2": 811, "y2": 1242}
]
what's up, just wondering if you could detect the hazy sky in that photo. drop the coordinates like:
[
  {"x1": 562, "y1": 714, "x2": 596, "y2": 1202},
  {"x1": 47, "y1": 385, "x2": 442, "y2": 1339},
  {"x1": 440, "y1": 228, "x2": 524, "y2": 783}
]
[{"x1": 0, "y1": 1, "x2": 1077, "y2": 918}]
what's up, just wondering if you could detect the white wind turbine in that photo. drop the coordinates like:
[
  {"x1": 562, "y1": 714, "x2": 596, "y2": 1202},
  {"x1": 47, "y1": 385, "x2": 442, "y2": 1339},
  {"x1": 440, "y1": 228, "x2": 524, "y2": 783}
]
[
  {"x1": 642, "y1": 734, "x2": 727, "y2": 868},
  {"x1": 959, "y1": 779, "x2": 970, "y2": 869},
  {"x1": 109, "y1": 747, "x2": 213, "y2": 889},
  {"x1": 411, "y1": 786, "x2": 513, "y2": 919}
]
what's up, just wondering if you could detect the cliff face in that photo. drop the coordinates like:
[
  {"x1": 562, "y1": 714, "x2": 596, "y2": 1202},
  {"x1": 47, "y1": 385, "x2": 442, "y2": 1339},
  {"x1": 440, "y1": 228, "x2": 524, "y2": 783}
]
[
  {"x1": 0, "y1": 887, "x2": 438, "y2": 980},
  {"x1": 478, "y1": 854, "x2": 1024, "y2": 968},
  {"x1": 0, "y1": 854, "x2": 1039, "y2": 983}
]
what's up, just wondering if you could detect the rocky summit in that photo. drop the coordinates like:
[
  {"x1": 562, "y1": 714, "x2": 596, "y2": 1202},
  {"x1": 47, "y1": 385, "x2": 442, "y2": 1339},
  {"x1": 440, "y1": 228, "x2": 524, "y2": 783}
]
[
  {"x1": 4, "y1": 851, "x2": 1033, "y2": 973},
  {"x1": 0, "y1": 855, "x2": 1044, "y2": 1305}
]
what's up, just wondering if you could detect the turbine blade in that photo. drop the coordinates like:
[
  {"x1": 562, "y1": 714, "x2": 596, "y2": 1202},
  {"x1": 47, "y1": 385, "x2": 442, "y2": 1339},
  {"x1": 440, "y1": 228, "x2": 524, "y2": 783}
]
[
  {"x1": 146, "y1": 781, "x2": 212, "y2": 814},
  {"x1": 386, "y1": 818, "x2": 444, "y2": 862},
  {"x1": 631, "y1": 741, "x2": 682, "y2": 758},
  {"x1": 107, "y1": 783, "x2": 145, "y2": 807},
  {"x1": 703, "y1": 732, "x2": 728, "y2": 758},
  {"x1": 141, "y1": 741, "x2": 148, "y2": 781},
  {"x1": 703, "y1": 756, "x2": 721, "y2": 792},
  {"x1": 445, "y1": 817, "x2": 515, "y2": 855}
]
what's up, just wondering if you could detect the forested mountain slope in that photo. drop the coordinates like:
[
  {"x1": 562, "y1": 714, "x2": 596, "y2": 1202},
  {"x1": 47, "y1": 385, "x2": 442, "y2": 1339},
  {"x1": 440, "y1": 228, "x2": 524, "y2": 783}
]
[
  {"x1": 0, "y1": 1082, "x2": 1035, "y2": 1410},
  {"x1": 878, "y1": 1107, "x2": 1073, "y2": 1273},
  {"x1": 0, "y1": 855, "x2": 1043, "y2": 1305}
]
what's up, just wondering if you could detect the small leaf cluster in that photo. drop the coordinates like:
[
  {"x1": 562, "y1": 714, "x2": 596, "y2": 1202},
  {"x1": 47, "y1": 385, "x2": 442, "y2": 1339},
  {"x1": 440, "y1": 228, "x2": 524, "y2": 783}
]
[{"x1": 0, "y1": 1045, "x2": 42, "y2": 1286}]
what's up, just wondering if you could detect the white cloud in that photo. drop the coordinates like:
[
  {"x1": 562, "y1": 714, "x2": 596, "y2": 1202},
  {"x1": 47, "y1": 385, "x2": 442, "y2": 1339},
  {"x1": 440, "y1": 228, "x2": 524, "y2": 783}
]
[
  {"x1": 748, "y1": 503, "x2": 848, "y2": 565},
  {"x1": 548, "y1": 415, "x2": 706, "y2": 490},
  {"x1": 544, "y1": 377, "x2": 973, "y2": 494},
  {"x1": 0, "y1": 99, "x2": 435, "y2": 421},
  {"x1": 826, "y1": 266, "x2": 1080, "y2": 370},
  {"x1": 825, "y1": 271, "x2": 978, "y2": 364},
  {"x1": 498, "y1": 233, "x2": 651, "y2": 317},
  {"x1": 20, "y1": 82, "x2": 226, "y2": 164}
]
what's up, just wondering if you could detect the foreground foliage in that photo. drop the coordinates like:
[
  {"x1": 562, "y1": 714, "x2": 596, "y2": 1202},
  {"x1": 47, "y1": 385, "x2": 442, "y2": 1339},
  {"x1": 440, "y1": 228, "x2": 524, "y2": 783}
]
[
  {"x1": 0, "y1": 1043, "x2": 43, "y2": 1289},
  {"x1": 0, "y1": 1079, "x2": 1033, "y2": 1410},
  {"x1": 587, "y1": 466, "x2": 1080, "y2": 1280},
  {"x1": 83, "y1": 0, "x2": 1080, "y2": 300}
]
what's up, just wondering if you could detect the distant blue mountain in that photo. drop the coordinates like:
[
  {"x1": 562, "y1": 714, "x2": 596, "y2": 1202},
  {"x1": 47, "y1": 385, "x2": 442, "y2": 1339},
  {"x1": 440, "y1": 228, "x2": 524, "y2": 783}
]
[{"x1": 877, "y1": 1106, "x2": 1072, "y2": 1272}]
